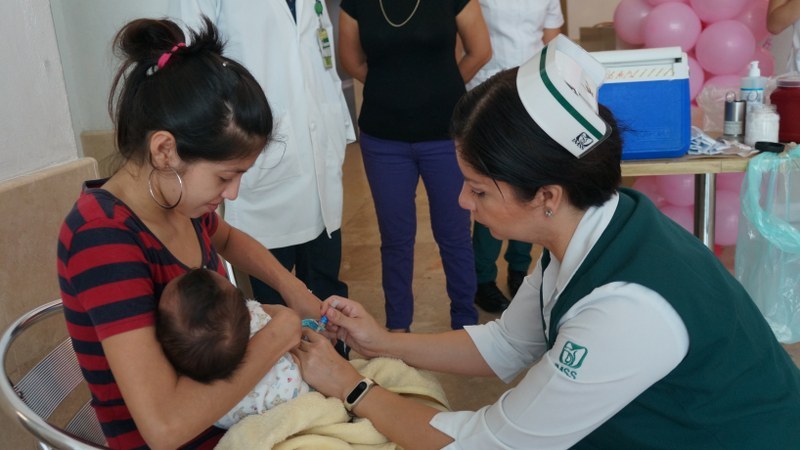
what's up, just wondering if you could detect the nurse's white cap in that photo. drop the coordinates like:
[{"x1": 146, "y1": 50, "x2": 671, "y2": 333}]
[{"x1": 517, "y1": 34, "x2": 610, "y2": 158}]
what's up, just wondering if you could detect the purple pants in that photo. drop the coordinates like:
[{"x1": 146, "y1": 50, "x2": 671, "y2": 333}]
[{"x1": 360, "y1": 132, "x2": 478, "y2": 330}]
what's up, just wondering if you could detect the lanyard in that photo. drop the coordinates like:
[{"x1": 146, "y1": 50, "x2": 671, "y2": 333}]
[
  {"x1": 539, "y1": 250, "x2": 551, "y2": 347},
  {"x1": 312, "y1": 0, "x2": 333, "y2": 69}
]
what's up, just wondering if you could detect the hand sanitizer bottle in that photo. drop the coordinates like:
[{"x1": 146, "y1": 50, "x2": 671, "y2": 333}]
[{"x1": 740, "y1": 61, "x2": 766, "y2": 115}]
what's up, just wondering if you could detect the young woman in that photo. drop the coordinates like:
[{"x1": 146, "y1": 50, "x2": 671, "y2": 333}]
[
  {"x1": 338, "y1": 0, "x2": 491, "y2": 331},
  {"x1": 57, "y1": 18, "x2": 320, "y2": 449}
]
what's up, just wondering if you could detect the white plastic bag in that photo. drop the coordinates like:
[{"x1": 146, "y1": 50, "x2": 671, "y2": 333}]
[{"x1": 735, "y1": 145, "x2": 800, "y2": 343}]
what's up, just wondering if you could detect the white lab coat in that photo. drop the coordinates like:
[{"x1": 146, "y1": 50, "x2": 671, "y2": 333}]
[
  {"x1": 466, "y1": 0, "x2": 564, "y2": 90},
  {"x1": 171, "y1": 0, "x2": 356, "y2": 249}
]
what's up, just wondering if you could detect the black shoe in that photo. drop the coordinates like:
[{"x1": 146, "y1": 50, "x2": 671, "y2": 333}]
[
  {"x1": 474, "y1": 282, "x2": 510, "y2": 313},
  {"x1": 507, "y1": 269, "x2": 526, "y2": 298}
]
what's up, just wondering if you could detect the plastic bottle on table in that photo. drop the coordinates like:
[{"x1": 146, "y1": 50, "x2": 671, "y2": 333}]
[{"x1": 740, "y1": 61, "x2": 766, "y2": 116}]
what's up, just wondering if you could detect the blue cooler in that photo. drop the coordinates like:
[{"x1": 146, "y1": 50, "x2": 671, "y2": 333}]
[{"x1": 591, "y1": 47, "x2": 691, "y2": 160}]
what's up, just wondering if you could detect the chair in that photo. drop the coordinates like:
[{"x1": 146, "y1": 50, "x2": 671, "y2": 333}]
[{"x1": 0, "y1": 299, "x2": 108, "y2": 449}]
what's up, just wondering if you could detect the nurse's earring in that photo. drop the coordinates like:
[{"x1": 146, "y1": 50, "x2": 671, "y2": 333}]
[
  {"x1": 545, "y1": 208, "x2": 554, "y2": 218},
  {"x1": 148, "y1": 166, "x2": 184, "y2": 209}
]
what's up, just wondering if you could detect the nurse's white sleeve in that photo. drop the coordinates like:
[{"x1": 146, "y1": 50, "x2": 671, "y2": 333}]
[
  {"x1": 464, "y1": 272, "x2": 550, "y2": 383},
  {"x1": 429, "y1": 283, "x2": 689, "y2": 449}
]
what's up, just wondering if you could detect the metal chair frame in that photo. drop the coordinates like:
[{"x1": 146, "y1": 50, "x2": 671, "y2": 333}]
[{"x1": 0, "y1": 299, "x2": 108, "y2": 449}]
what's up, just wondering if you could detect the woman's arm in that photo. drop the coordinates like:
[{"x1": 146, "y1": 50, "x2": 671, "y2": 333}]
[
  {"x1": 321, "y1": 296, "x2": 495, "y2": 376},
  {"x1": 542, "y1": 27, "x2": 561, "y2": 45},
  {"x1": 293, "y1": 329, "x2": 455, "y2": 450},
  {"x1": 339, "y1": 10, "x2": 368, "y2": 83},
  {"x1": 456, "y1": 0, "x2": 492, "y2": 83},
  {"x1": 103, "y1": 306, "x2": 300, "y2": 449},
  {"x1": 299, "y1": 286, "x2": 690, "y2": 449},
  {"x1": 768, "y1": 0, "x2": 800, "y2": 35},
  {"x1": 212, "y1": 216, "x2": 321, "y2": 319}
]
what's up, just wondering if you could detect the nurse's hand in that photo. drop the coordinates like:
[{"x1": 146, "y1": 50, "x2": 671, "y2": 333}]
[
  {"x1": 320, "y1": 296, "x2": 391, "y2": 359},
  {"x1": 291, "y1": 329, "x2": 362, "y2": 401}
]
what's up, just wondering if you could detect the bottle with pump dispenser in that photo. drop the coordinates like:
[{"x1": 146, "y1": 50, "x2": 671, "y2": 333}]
[{"x1": 740, "y1": 61, "x2": 766, "y2": 115}]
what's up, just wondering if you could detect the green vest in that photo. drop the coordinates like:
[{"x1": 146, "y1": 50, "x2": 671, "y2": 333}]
[{"x1": 544, "y1": 189, "x2": 800, "y2": 449}]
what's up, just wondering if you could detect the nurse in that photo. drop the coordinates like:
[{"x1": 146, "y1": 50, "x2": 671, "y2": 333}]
[{"x1": 292, "y1": 36, "x2": 800, "y2": 449}]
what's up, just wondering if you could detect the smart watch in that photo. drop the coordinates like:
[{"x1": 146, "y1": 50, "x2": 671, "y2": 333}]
[{"x1": 343, "y1": 377, "x2": 376, "y2": 412}]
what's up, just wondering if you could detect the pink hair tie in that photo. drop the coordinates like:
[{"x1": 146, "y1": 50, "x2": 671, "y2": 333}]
[{"x1": 157, "y1": 43, "x2": 186, "y2": 70}]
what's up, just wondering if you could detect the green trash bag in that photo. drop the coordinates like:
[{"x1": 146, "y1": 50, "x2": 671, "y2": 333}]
[{"x1": 735, "y1": 144, "x2": 800, "y2": 344}]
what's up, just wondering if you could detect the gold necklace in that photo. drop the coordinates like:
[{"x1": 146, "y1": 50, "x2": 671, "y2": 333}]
[{"x1": 379, "y1": 0, "x2": 421, "y2": 28}]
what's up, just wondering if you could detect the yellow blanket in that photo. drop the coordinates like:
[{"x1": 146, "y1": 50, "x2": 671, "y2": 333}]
[{"x1": 215, "y1": 357, "x2": 450, "y2": 450}]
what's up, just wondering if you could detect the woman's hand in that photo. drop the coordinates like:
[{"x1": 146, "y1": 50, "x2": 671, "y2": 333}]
[
  {"x1": 319, "y1": 296, "x2": 391, "y2": 358},
  {"x1": 291, "y1": 329, "x2": 362, "y2": 400}
]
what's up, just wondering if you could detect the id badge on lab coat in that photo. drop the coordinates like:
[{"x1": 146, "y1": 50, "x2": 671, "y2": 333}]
[{"x1": 317, "y1": 27, "x2": 333, "y2": 69}]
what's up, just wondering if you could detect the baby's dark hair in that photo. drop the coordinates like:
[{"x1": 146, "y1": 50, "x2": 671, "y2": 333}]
[
  {"x1": 157, "y1": 268, "x2": 250, "y2": 383},
  {"x1": 109, "y1": 17, "x2": 273, "y2": 167}
]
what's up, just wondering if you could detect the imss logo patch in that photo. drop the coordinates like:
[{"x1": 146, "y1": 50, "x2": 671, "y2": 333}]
[{"x1": 554, "y1": 341, "x2": 588, "y2": 379}]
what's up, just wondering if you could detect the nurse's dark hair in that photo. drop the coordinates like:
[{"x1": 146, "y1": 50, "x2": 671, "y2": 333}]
[
  {"x1": 451, "y1": 68, "x2": 623, "y2": 210},
  {"x1": 108, "y1": 17, "x2": 273, "y2": 166}
]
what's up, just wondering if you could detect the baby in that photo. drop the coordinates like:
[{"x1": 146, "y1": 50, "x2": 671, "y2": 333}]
[{"x1": 157, "y1": 268, "x2": 311, "y2": 429}]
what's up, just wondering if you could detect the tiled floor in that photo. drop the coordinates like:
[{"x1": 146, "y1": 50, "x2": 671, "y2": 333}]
[{"x1": 338, "y1": 143, "x2": 800, "y2": 412}]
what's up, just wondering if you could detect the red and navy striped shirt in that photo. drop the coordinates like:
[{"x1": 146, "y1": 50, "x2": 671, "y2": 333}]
[{"x1": 57, "y1": 180, "x2": 226, "y2": 450}]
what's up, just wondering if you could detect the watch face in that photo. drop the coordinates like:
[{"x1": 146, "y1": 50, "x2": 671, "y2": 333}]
[{"x1": 346, "y1": 381, "x2": 368, "y2": 404}]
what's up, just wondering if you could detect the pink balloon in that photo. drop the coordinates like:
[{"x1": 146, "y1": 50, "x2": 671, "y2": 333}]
[
  {"x1": 643, "y1": 3, "x2": 702, "y2": 51},
  {"x1": 690, "y1": 0, "x2": 749, "y2": 23},
  {"x1": 656, "y1": 174, "x2": 695, "y2": 207},
  {"x1": 614, "y1": 0, "x2": 654, "y2": 45},
  {"x1": 714, "y1": 190, "x2": 741, "y2": 245},
  {"x1": 717, "y1": 172, "x2": 745, "y2": 192},
  {"x1": 647, "y1": 0, "x2": 688, "y2": 4},
  {"x1": 695, "y1": 20, "x2": 756, "y2": 75},
  {"x1": 735, "y1": 0, "x2": 770, "y2": 43},
  {"x1": 661, "y1": 205, "x2": 695, "y2": 233},
  {"x1": 633, "y1": 176, "x2": 668, "y2": 207},
  {"x1": 688, "y1": 55, "x2": 705, "y2": 101},
  {"x1": 703, "y1": 74, "x2": 742, "y2": 91}
]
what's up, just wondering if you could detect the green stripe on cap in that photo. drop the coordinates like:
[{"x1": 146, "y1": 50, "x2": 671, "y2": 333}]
[{"x1": 538, "y1": 46, "x2": 603, "y2": 140}]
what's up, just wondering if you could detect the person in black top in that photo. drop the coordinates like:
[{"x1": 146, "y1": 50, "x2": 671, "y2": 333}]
[{"x1": 338, "y1": 0, "x2": 491, "y2": 331}]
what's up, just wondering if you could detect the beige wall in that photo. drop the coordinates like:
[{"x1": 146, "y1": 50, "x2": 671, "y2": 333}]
[
  {"x1": 0, "y1": 158, "x2": 98, "y2": 448},
  {"x1": 567, "y1": 0, "x2": 621, "y2": 39}
]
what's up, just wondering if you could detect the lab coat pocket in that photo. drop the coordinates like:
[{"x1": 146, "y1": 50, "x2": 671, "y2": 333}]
[
  {"x1": 320, "y1": 103, "x2": 350, "y2": 168},
  {"x1": 242, "y1": 112, "x2": 301, "y2": 191}
]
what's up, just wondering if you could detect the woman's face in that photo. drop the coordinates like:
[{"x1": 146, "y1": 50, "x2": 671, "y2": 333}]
[
  {"x1": 456, "y1": 152, "x2": 535, "y2": 242},
  {"x1": 175, "y1": 153, "x2": 260, "y2": 218}
]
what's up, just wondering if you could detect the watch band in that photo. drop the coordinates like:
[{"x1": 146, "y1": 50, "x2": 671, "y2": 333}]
[{"x1": 343, "y1": 377, "x2": 376, "y2": 412}]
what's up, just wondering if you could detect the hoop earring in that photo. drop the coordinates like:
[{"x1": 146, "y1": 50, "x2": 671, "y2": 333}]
[
  {"x1": 148, "y1": 166, "x2": 184, "y2": 209},
  {"x1": 545, "y1": 209, "x2": 554, "y2": 217}
]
